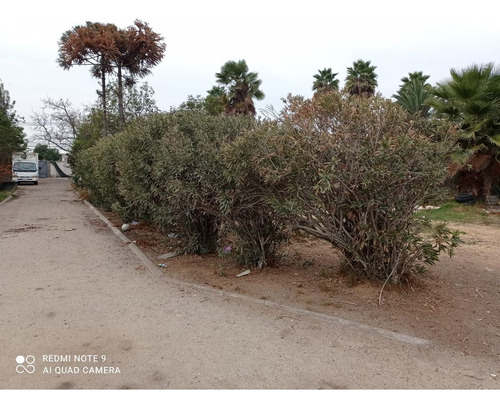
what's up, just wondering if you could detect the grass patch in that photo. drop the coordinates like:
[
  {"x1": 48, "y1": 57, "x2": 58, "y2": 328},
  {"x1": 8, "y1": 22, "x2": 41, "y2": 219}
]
[
  {"x1": 421, "y1": 201, "x2": 500, "y2": 226},
  {"x1": 0, "y1": 183, "x2": 16, "y2": 202}
]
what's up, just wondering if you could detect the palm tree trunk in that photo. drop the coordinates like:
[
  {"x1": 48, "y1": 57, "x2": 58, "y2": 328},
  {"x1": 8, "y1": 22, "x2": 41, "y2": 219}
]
[
  {"x1": 101, "y1": 67, "x2": 108, "y2": 138},
  {"x1": 117, "y1": 64, "x2": 125, "y2": 128},
  {"x1": 483, "y1": 167, "x2": 493, "y2": 197}
]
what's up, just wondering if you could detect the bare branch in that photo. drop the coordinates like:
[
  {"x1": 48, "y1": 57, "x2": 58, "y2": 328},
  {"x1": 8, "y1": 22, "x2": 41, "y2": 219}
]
[{"x1": 30, "y1": 98, "x2": 81, "y2": 152}]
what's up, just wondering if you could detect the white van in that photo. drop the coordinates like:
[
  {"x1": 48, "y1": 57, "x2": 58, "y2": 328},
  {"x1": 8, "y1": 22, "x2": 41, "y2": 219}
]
[{"x1": 12, "y1": 152, "x2": 39, "y2": 185}]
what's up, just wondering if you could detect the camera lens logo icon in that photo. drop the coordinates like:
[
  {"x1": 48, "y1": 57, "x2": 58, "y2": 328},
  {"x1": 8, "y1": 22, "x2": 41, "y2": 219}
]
[{"x1": 16, "y1": 355, "x2": 35, "y2": 374}]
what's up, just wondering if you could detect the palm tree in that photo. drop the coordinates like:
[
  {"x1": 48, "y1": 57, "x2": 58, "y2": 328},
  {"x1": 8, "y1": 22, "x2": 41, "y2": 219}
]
[
  {"x1": 393, "y1": 71, "x2": 433, "y2": 116},
  {"x1": 312, "y1": 68, "x2": 339, "y2": 94},
  {"x1": 427, "y1": 63, "x2": 500, "y2": 196},
  {"x1": 344, "y1": 59, "x2": 378, "y2": 97},
  {"x1": 215, "y1": 60, "x2": 265, "y2": 115},
  {"x1": 401, "y1": 71, "x2": 430, "y2": 85}
]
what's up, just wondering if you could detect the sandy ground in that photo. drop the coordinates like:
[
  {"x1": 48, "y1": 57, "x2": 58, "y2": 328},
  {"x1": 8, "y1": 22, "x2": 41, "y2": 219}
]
[
  {"x1": 0, "y1": 178, "x2": 498, "y2": 389},
  {"x1": 128, "y1": 221, "x2": 500, "y2": 362}
]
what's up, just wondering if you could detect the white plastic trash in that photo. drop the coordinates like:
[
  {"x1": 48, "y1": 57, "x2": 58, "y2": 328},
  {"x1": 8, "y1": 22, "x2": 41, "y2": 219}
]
[{"x1": 237, "y1": 270, "x2": 251, "y2": 277}]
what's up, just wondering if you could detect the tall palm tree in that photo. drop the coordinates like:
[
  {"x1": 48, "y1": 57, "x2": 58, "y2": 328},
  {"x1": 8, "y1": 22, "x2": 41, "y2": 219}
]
[
  {"x1": 344, "y1": 59, "x2": 378, "y2": 97},
  {"x1": 215, "y1": 60, "x2": 265, "y2": 116},
  {"x1": 427, "y1": 63, "x2": 500, "y2": 196},
  {"x1": 312, "y1": 68, "x2": 339, "y2": 94},
  {"x1": 393, "y1": 71, "x2": 433, "y2": 116}
]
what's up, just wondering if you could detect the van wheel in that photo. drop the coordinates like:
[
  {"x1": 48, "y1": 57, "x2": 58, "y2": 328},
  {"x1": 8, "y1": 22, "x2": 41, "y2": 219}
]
[{"x1": 34, "y1": 181, "x2": 38, "y2": 185}]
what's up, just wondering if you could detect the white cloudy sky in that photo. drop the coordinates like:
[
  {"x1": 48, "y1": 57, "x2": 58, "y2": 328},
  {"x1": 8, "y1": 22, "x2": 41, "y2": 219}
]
[{"x1": 1, "y1": 0, "x2": 499, "y2": 142}]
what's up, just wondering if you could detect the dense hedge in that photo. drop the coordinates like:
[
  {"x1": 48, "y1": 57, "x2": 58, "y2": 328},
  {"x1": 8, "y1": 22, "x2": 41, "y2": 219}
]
[
  {"x1": 234, "y1": 93, "x2": 461, "y2": 282},
  {"x1": 75, "y1": 95, "x2": 460, "y2": 281},
  {"x1": 76, "y1": 135, "x2": 122, "y2": 211},
  {"x1": 76, "y1": 111, "x2": 289, "y2": 266}
]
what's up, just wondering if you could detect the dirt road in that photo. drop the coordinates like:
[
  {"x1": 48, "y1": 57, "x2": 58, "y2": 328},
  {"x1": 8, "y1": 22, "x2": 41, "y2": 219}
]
[{"x1": 0, "y1": 179, "x2": 497, "y2": 389}]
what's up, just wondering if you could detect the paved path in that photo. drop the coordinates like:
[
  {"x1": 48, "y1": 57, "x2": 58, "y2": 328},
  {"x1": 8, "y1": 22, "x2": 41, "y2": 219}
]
[{"x1": 0, "y1": 179, "x2": 496, "y2": 389}]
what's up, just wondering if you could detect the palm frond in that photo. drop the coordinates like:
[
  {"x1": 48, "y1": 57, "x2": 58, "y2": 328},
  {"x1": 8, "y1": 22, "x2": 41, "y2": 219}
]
[{"x1": 487, "y1": 133, "x2": 500, "y2": 146}]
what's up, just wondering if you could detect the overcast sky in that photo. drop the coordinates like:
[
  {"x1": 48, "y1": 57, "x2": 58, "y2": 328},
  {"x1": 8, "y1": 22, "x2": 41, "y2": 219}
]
[{"x1": 1, "y1": 0, "x2": 499, "y2": 144}]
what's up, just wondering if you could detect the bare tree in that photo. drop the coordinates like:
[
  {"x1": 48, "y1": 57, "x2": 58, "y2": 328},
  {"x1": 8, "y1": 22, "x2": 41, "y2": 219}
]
[{"x1": 31, "y1": 98, "x2": 81, "y2": 152}]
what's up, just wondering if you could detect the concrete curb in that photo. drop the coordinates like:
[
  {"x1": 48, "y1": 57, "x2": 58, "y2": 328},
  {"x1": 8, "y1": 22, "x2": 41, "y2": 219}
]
[
  {"x1": 83, "y1": 199, "x2": 431, "y2": 347},
  {"x1": 84, "y1": 200, "x2": 163, "y2": 278}
]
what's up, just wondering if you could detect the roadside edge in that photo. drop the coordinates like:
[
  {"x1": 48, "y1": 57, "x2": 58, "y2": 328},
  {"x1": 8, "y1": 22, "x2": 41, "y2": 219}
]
[{"x1": 83, "y1": 199, "x2": 432, "y2": 347}]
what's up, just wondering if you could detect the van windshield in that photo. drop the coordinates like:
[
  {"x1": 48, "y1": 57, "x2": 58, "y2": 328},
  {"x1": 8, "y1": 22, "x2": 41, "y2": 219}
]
[{"x1": 13, "y1": 162, "x2": 37, "y2": 172}]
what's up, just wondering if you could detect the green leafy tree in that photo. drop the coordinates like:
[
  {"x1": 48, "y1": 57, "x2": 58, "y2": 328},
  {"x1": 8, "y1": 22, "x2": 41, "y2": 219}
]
[
  {"x1": 177, "y1": 88, "x2": 228, "y2": 116},
  {"x1": 393, "y1": 71, "x2": 433, "y2": 116},
  {"x1": 205, "y1": 86, "x2": 228, "y2": 115},
  {"x1": 427, "y1": 63, "x2": 500, "y2": 196},
  {"x1": 215, "y1": 60, "x2": 265, "y2": 115},
  {"x1": 67, "y1": 81, "x2": 159, "y2": 170},
  {"x1": 344, "y1": 59, "x2": 378, "y2": 97},
  {"x1": 106, "y1": 80, "x2": 159, "y2": 122},
  {"x1": 176, "y1": 95, "x2": 206, "y2": 112},
  {"x1": 312, "y1": 68, "x2": 339, "y2": 94},
  {"x1": 67, "y1": 111, "x2": 102, "y2": 171},
  {"x1": 0, "y1": 80, "x2": 26, "y2": 182},
  {"x1": 34, "y1": 144, "x2": 62, "y2": 161},
  {"x1": 84, "y1": 80, "x2": 159, "y2": 137}
]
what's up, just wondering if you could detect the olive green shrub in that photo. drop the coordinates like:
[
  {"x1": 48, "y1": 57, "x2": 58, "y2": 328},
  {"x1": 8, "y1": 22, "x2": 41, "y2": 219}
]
[
  {"x1": 145, "y1": 111, "x2": 247, "y2": 254},
  {"x1": 148, "y1": 111, "x2": 291, "y2": 263},
  {"x1": 76, "y1": 110, "x2": 293, "y2": 263},
  {"x1": 220, "y1": 123, "x2": 301, "y2": 267},
  {"x1": 112, "y1": 115, "x2": 165, "y2": 223},
  {"x1": 243, "y1": 92, "x2": 461, "y2": 282},
  {"x1": 73, "y1": 95, "x2": 461, "y2": 280},
  {"x1": 76, "y1": 135, "x2": 123, "y2": 211}
]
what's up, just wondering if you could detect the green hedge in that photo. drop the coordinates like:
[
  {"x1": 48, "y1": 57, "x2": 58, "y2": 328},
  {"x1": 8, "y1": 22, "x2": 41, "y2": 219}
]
[
  {"x1": 75, "y1": 111, "x2": 289, "y2": 265},
  {"x1": 74, "y1": 96, "x2": 460, "y2": 281}
]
